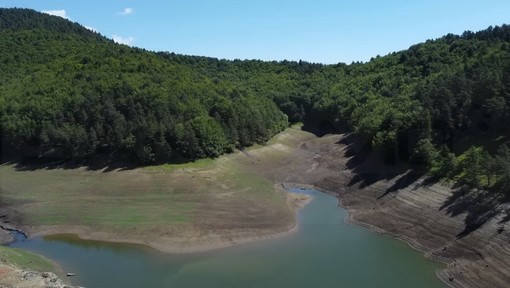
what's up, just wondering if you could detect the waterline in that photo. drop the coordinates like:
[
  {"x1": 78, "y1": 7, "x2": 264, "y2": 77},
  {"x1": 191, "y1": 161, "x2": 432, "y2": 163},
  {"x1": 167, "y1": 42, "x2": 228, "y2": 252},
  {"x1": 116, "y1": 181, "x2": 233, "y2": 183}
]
[{"x1": 7, "y1": 189, "x2": 445, "y2": 288}]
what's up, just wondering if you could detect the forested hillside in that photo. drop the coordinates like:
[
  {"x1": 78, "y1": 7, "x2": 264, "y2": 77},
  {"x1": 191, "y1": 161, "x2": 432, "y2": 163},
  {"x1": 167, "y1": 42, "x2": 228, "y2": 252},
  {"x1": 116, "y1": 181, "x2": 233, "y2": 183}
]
[
  {"x1": 0, "y1": 8, "x2": 289, "y2": 163},
  {"x1": 2, "y1": 8, "x2": 510, "y2": 194}
]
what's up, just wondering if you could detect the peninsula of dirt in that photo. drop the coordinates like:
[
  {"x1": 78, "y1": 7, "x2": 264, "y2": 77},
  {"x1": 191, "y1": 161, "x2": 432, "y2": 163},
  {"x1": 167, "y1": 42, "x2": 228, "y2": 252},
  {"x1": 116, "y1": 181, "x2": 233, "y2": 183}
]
[{"x1": 0, "y1": 126, "x2": 313, "y2": 253}]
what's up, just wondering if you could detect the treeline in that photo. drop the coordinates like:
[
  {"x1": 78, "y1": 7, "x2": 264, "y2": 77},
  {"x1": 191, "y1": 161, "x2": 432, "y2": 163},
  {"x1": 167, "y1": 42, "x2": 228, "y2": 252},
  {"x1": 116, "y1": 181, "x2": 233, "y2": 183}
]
[{"x1": 1, "y1": 8, "x2": 510, "y2": 195}]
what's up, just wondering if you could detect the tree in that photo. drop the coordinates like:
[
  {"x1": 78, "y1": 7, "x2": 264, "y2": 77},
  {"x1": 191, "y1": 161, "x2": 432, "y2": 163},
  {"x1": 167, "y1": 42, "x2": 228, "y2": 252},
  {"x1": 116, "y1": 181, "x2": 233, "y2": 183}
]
[
  {"x1": 494, "y1": 145, "x2": 510, "y2": 194},
  {"x1": 458, "y1": 146, "x2": 486, "y2": 188}
]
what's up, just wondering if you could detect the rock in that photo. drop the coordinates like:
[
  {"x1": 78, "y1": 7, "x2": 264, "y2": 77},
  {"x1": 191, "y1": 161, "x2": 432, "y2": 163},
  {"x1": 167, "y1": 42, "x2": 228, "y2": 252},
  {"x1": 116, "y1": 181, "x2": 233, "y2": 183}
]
[{"x1": 22, "y1": 270, "x2": 39, "y2": 280}]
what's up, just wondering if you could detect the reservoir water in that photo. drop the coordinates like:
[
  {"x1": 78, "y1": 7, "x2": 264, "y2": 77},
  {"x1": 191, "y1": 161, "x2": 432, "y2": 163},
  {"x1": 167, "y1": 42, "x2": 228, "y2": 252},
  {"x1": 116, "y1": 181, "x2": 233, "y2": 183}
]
[{"x1": 8, "y1": 189, "x2": 446, "y2": 287}]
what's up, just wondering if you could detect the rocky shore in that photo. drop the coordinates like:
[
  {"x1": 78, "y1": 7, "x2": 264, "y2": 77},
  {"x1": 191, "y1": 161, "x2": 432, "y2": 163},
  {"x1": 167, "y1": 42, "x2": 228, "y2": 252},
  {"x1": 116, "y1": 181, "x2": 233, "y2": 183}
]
[
  {"x1": 0, "y1": 266, "x2": 81, "y2": 288},
  {"x1": 336, "y1": 175, "x2": 510, "y2": 288},
  {"x1": 0, "y1": 223, "x2": 80, "y2": 288},
  {"x1": 285, "y1": 133, "x2": 510, "y2": 288}
]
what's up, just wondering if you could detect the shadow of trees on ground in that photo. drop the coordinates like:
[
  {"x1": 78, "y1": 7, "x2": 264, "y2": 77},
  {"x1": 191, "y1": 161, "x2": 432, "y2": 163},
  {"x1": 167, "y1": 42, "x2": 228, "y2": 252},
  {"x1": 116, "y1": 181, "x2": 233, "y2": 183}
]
[
  {"x1": 499, "y1": 207, "x2": 510, "y2": 224},
  {"x1": 340, "y1": 134, "x2": 399, "y2": 188},
  {"x1": 339, "y1": 133, "x2": 510, "y2": 238},
  {"x1": 440, "y1": 186, "x2": 505, "y2": 238},
  {"x1": 5, "y1": 155, "x2": 138, "y2": 172},
  {"x1": 377, "y1": 170, "x2": 426, "y2": 199},
  {"x1": 339, "y1": 133, "x2": 422, "y2": 190},
  {"x1": 2, "y1": 152, "x2": 202, "y2": 173}
]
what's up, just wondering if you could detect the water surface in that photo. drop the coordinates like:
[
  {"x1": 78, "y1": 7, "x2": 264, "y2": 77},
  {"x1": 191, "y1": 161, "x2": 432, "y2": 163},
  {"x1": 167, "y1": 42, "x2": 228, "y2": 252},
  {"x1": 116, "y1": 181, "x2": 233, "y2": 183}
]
[{"x1": 8, "y1": 189, "x2": 446, "y2": 287}]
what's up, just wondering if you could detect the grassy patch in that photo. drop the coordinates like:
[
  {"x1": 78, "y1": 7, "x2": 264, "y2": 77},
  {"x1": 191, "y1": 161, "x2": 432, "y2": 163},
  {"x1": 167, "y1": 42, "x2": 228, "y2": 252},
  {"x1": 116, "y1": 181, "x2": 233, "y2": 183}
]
[
  {"x1": 0, "y1": 246, "x2": 57, "y2": 272},
  {"x1": 0, "y1": 166, "x2": 200, "y2": 230},
  {"x1": 0, "y1": 126, "x2": 312, "y2": 237},
  {"x1": 143, "y1": 158, "x2": 216, "y2": 172}
]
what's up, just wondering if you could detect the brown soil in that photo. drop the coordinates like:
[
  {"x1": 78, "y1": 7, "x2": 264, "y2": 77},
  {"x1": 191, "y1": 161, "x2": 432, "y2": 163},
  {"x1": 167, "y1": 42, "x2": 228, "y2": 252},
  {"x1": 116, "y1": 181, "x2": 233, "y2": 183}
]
[
  {"x1": 2, "y1": 128, "x2": 510, "y2": 287},
  {"x1": 284, "y1": 133, "x2": 510, "y2": 288},
  {"x1": 0, "y1": 229, "x2": 13, "y2": 245}
]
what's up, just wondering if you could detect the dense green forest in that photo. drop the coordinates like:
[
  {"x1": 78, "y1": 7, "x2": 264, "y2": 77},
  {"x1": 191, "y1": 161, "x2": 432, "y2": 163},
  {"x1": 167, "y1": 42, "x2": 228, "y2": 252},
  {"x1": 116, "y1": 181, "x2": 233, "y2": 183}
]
[
  {"x1": 0, "y1": 8, "x2": 289, "y2": 163},
  {"x1": 1, "y1": 8, "x2": 510, "y2": 195}
]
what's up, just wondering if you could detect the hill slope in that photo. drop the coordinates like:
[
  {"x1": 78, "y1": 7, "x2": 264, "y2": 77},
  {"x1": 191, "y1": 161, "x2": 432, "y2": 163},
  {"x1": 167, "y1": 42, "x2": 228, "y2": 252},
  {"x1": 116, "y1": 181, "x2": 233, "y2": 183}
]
[
  {"x1": 1, "y1": 8, "x2": 510, "y2": 196},
  {"x1": 0, "y1": 8, "x2": 289, "y2": 164}
]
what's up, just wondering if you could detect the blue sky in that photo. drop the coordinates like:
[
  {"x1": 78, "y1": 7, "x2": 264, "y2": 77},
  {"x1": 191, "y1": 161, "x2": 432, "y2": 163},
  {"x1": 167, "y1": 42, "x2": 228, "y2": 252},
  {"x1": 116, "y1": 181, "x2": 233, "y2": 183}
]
[{"x1": 2, "y1": 0, "x2": 510, "y2": 64}]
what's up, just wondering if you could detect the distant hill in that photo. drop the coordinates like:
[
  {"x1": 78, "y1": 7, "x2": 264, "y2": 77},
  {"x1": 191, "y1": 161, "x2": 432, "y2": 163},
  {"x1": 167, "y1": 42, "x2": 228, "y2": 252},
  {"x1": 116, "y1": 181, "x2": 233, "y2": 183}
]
[{"x1": 2, "y1": 8, "x2": 510, "y2": 194}]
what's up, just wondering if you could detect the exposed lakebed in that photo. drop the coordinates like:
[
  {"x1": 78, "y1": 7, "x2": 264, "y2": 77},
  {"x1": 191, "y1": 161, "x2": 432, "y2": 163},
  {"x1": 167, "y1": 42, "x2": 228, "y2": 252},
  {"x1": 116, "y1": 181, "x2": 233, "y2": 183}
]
[{"x1": 7, "y1": 189, "x2": 446, "y2": 287}]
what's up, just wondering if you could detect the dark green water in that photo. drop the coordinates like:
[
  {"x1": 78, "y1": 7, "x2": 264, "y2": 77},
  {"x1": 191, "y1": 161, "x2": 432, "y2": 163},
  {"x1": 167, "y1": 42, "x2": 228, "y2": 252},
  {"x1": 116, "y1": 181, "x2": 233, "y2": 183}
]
[{"x1": 8, "y1": 189, "x2": 446, "y2": 287}]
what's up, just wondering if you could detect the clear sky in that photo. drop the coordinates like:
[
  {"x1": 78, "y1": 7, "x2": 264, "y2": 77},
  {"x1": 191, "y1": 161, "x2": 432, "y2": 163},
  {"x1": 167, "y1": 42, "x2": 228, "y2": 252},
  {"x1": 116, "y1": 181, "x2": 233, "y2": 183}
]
[{"x1": 2, "y1": 0, "x2": 510, "y2": 64}]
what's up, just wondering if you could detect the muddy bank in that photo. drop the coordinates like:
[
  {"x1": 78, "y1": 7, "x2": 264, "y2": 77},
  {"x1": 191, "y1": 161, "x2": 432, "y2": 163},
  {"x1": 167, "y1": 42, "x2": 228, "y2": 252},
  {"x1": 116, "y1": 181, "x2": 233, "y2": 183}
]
[
  {"x1": 287, "y1": 133, "x2": 510, "y2": 288},
  {"x1": 0, "y1": 229, "x2": 14, "y2": 245}
]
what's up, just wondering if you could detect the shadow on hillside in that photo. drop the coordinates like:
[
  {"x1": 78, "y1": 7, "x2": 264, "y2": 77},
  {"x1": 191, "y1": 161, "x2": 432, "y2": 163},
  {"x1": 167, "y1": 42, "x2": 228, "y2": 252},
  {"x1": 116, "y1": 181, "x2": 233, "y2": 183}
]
[
  {"x1": 499, "y1": 207, "x2": 510, "y2": 224},
  {"x1": 440, "y1": 186, "x2": 508, "y2": 238},
  {"x1": 419, "y1": 175, "x2": 441, "y2": 187},
  {"x1": 497, "y1": 193, "x2": 510, "y2": 224},
  {"x1": 6, "y1": 157, "x2": 138, "y2": 173},
  {"x1": 338, "y1": 133, "x2": 509, "y2": 238},
  {"x1": 301, "y1": 119, "x2": 349, "y2": 137},
  {"x1": 377, "y1": 170, "x2": 427, "y2": 199},
  {"x1": 3, "y1": 151, "x2": 224, "y2": 173},
  {"x1": 1, "y1": 151, "x2": 151, "y2": 172},
  {"x1": 339, "y1": 133, "x2": 414, "y2": 189}
]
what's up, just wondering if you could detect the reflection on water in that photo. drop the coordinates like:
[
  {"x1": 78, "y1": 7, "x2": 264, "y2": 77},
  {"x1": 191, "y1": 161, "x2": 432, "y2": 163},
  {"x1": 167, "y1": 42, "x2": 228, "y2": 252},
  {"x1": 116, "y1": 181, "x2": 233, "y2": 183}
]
[
  {"x1": 43, "y1": 234, "x2": 155, "y2": 253},
  {"x1": 8, "y1": 189, "x2": 446, "y2": 288}
]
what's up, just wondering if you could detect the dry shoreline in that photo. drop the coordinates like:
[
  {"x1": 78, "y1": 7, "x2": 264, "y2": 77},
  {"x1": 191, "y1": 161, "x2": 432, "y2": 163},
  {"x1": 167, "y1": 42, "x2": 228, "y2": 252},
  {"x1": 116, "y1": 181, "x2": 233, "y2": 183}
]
[
  {"x1": 2, "y1": 129, "x2": 510, "y2": 287},
  {"x1": 28, "y1": 225, "x2": 299, "y2": 254},
  {"x1": 19, "y1": 191, "x2": 312, "y2": 254},
  {"x1": 333, "y1": 181, "x2": 510, "y2": 288},
  {"x1": 262, "y1": 132, "x2": 510, "y2": 287},
  {"x1": 283, "y1": 133, "x2": 510, "y2": 288}
]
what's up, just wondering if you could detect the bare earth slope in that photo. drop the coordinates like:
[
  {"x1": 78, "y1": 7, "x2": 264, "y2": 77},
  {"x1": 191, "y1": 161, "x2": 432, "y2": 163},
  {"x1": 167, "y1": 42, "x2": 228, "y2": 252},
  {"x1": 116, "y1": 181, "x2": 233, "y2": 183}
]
[{"x1": 286, "y1": 133, "x2": 510, "y2": 288}]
